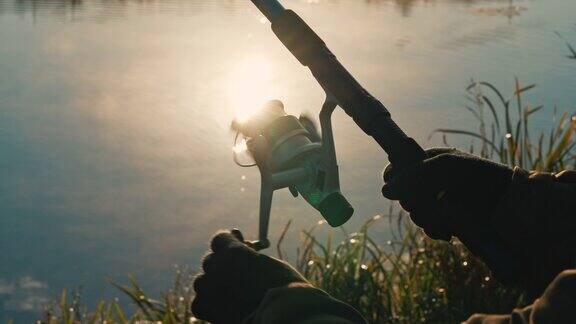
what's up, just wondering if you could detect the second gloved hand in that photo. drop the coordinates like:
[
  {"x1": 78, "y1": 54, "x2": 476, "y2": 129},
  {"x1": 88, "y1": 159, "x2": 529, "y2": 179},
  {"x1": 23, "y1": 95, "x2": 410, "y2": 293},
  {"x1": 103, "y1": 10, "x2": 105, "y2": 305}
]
[
  {"x1": 382, "y1": 148, "x2": 513, "y2": 241},
  {"x1": 192, "y1": 229, "x2": 308, "y2": 324}
]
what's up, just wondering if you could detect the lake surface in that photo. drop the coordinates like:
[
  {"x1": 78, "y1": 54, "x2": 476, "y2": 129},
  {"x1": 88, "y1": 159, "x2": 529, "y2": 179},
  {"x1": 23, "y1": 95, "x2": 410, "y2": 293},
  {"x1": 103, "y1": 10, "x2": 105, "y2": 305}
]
[{"x1": 0, "y1": 0, "x2": 575, "y2": 320}]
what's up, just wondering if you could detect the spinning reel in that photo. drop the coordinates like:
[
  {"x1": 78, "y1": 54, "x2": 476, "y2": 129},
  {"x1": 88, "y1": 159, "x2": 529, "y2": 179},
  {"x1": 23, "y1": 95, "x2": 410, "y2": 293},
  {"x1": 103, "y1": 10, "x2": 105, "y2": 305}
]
[{"x1": 232, "y1": 99, "x2": 353, "y2": 250}]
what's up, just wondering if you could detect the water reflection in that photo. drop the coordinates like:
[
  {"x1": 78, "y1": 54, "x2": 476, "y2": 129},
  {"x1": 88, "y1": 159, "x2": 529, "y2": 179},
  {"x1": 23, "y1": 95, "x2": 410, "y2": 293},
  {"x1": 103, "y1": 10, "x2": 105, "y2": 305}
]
[
  {"x1": 0, "y1": 0, "x2": 249, "y2": 21},
  {"x1": 228, "y1": 56, "x2": 278, "y2": 122},
  {"x1": 377, "y1": 0, "x2": 523, "y2": 17},
  {"x1": 0, "y1": 0, "x2": 528, "y2": 19}
]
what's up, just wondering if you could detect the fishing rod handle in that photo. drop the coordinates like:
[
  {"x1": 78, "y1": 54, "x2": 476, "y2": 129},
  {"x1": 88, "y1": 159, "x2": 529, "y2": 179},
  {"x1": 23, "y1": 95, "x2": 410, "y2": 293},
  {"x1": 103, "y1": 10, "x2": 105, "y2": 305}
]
[{"x1": 271, "y1": 10, "x2": 425, "y2": 167}]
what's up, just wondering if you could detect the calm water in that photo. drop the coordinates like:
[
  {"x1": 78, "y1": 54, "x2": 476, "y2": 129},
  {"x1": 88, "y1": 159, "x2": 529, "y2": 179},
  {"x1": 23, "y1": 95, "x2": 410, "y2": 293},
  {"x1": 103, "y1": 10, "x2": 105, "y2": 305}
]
[{"x1": 0, "y1": 0, "x2": 575, "y2": 320}]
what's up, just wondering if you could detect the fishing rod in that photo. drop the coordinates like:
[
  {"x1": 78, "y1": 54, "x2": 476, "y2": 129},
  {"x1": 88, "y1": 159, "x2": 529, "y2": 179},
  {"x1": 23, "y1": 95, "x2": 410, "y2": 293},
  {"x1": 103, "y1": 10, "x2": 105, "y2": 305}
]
[
  {"x1": 232, "y1": 0, "x2": 520, "y2": 284},
  {"x1": 234, "y1": 0, "x2": 425, "y2": 250}
]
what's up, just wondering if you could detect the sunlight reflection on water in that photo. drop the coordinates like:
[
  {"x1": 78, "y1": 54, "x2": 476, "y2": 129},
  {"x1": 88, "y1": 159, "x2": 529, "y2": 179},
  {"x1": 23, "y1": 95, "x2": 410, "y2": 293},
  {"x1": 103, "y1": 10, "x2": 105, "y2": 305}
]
[{"x1": 228, "y1": 56, "x2": 278, "y2": 122}]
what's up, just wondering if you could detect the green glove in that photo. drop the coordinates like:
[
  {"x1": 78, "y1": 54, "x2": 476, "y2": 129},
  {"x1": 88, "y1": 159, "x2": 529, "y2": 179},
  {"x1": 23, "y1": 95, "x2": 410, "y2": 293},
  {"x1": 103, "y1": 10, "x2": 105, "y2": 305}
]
[
  {"x1": 192, "y1": 229, "x2": 308, "y2": 324},
  {"x1": 382, "y1": 148, "x2": 513, "y2": 241}
]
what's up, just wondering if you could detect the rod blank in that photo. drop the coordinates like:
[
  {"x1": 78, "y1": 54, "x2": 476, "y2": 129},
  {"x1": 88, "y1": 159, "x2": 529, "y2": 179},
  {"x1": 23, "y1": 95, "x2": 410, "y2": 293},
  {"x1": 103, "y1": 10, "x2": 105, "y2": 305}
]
[{"x1": 250, "y1": 0, "x2": 285, "y2": 22}]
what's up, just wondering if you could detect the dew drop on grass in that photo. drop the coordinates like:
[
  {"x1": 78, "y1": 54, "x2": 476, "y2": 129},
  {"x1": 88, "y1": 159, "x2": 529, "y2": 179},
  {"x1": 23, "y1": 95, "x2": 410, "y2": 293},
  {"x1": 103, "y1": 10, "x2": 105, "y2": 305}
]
[
  {"x1": 484, "y1": 276, "x2": 491, "y2": 282},
  {"x1": 349, "y1": 238, "x2": 358, "y2": 244},
  {"x1": 360, "y1": 264, "x2": 368, "y2": 270},
  {"x1": 307, "y1": 260, "x2": 314, "y2": 266},
  {"x1": 462, "y1": 261, "x2": 468, "y2": 267}
]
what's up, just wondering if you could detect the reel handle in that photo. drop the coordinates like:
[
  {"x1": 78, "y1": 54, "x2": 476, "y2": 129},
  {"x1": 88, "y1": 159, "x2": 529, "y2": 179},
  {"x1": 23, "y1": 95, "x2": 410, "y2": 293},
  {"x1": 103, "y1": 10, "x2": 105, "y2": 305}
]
[
  {"x1": 252, "y1": 178, "x2": 273, "y2": 251},
  {"x1": 249, "y1": 239, "x2": 271, "y2": 251}
]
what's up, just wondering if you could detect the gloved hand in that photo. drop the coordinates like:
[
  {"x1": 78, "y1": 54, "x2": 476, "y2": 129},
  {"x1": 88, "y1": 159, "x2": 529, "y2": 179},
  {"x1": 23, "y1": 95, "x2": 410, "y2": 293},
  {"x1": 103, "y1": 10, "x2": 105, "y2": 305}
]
[
  {"x1": 191, "y1": 229, "x2": 308, "y2": 324},
  {"x1": 382, "y1": 148, "x2": 513, "y2": 241}
]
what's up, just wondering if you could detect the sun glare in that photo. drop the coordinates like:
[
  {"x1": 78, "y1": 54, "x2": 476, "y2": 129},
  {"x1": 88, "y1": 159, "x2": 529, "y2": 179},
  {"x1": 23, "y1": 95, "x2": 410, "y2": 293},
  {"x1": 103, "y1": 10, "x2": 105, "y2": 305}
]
[
  {"x1": 233, "y1": 138, "x2": 248, "y2": 153},
  {"x1": 228, "y1": 56, "x2": 277, "y2": 123}
]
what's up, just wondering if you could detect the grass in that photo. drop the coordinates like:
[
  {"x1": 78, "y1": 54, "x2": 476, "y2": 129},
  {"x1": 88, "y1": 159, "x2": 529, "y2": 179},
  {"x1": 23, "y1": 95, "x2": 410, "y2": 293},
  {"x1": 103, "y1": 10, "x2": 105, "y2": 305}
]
[
  {"x1": 432, "y1": 78, "x2": 575, "y2": 171},
  {"x1": 293, "y1": 211, "x2": 526, "y2": 323},
  {"x1": 37, "y1": 268, "x2": 197, "y2": 324},
  {"x1": 32, "y1": 78, "x2": 574, "y2": 323},
  {"x1": 555, "y1": 29, "x2": 576, "y2": 59}
]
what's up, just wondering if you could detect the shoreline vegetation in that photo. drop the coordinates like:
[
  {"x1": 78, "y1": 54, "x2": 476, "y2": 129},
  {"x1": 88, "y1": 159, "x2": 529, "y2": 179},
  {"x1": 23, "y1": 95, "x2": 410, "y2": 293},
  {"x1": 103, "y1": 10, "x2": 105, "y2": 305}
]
[{"x1": 30, "y1": 78, "x2": 575, "y2": 323}]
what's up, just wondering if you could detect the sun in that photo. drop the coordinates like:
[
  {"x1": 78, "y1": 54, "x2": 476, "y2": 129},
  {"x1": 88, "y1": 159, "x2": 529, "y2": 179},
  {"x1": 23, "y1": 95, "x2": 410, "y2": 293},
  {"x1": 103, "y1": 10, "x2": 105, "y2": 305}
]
[{"x1": 227, "y1": 56, "x2": 278, "y2": 123}]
